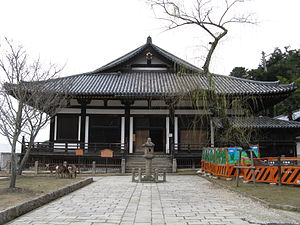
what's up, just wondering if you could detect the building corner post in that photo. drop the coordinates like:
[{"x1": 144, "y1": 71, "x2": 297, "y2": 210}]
[
  {"x1": 78, "y1": 99, "x2": 91, "y2": 148},
  {"x1": 122, "y1": 100, "x2": 134, "y2": 154},
  {"x1": 166, "y1": 98, "x2": 176, "y2": 154},
  {"x1": 210, "y1": 119, "x2": 215, "y2": 147}
]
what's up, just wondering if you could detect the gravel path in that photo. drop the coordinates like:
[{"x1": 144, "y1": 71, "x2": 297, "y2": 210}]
[{"x1": 6, "y1": 175, "x2": 300, "y2": 225}]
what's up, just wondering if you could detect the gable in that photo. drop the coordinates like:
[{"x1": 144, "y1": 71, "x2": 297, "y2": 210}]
[
  {"x1": 122, "y1": 46, "x2": 172, "y2": 71},
  {"x1": 93, "y1": 36, "x2": 201, "y2": 73}
]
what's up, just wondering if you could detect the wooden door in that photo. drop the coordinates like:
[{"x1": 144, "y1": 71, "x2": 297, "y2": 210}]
[
  {"x1": 135, "y1": 130, "x2": 149, "y2": 153},
  {"x1": 180, "y1": 130, "x2": 207, "y2": 150}
]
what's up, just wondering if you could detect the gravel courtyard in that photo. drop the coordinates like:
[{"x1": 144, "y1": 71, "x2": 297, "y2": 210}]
[{"x1": 7, "y1": 175, "x2": 300, "y2": 225}]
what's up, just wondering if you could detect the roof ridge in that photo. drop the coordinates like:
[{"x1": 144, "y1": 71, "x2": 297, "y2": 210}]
[{"x1": 93, "y1": 43, "x2": 148, "y2": 73}]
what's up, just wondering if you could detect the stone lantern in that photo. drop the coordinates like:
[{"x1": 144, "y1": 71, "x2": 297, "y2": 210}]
[{"x1": 142, "y1": 138, "x2": 155, "y2": 181}]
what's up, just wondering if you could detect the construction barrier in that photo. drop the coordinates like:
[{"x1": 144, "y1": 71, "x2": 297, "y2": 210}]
[
  {"x1": 201, "y1": 161, "x2": 237, "y2": 178},
  {"x1": 201, "y1": 147, "x2": 300, "y2": 185},
  {"x1": 242, "y1": 157, "x2": 300, "y2": 185}
]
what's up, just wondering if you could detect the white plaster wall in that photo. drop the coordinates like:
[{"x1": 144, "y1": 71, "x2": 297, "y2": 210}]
[
  {"x1": 56, "y1": 108, "x2": 81, "y2": 114},
  {"x1": 107, "y1": 100, "x2": 122, "y2": 107},
  {"x1": 132, "y1": 100, "x2": 148, "y2": 107},
  {"x1": 89, "y1": 100, "x2": 104, "y2": 106},
  {"x1": 151, "y1": 100, "x2": 167, "y2": 107}
]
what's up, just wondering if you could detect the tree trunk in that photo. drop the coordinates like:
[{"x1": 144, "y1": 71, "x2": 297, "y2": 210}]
[
  {"x1": 17, "y1": 147, "x2": 31, "y2": 175},
  {"x1": 9, "y1": 148, "x2": 17, "y2": 188},
  {"x1": 18, "y1": 136, "x2": 36, "y2": 175},
  {"x1": 9, "y1": 101, "x2": 23, "y2": 188}
]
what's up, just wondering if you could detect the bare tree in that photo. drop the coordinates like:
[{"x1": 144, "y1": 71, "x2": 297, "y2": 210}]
[
  {"x1": 17, "y1": 62, "x2": 68, "y2": 175},
  {"x1": 0, "y1": 38, "x2": 30, "y2": 188},
  {"x1": 147, "y1": 0, "x2": 257, "y2": 150},
  {"x1": 147, "y1": 0, "x2": 255, "y2": 74},
  {"x1": 0, "y1": 38, "x2": 66, "y2": 187}
]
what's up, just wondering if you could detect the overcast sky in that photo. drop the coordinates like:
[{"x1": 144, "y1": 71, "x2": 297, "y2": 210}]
[{"x1": 1, "y1": 0, "x2": 300, "y2": 149}]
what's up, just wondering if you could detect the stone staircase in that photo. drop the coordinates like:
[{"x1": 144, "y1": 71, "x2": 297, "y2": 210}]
[{"x1": 125, "y1": 155, "x2": 173, "y2": 173}]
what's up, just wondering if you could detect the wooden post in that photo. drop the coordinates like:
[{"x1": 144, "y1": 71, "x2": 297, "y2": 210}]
[
  {"x1": 77, "y1": 99, "x2": 91, "y2": 149},
  {"x1": 92, "y1": 161, "x2": 96, "y2": 175},
  {"x1": 122, "y1": 100, "x2": 133, "y2": 154},
  {"x1": 210, "y1": 119, "x2": 215, "y2": 147},
  {"x1": 34, "y1": 161, "x2": 39, "y2": 175},
  {"x1": 154, "y1": 168, "x2": 158, "y2": 182},
  {"x1": 236, "y1": 150, "x2": 241, "y2": 187},
  {"x1": 277, "y1": 156, "x2": 282, "y2": 186},
  {"x1": 121, "y1": 158, "x2": 126, "y2": 174},
  {"x1": 138, "y1": 168, "x2": 142, "y2": 183},
  {"x1": 226, "y1": 148, "x2": 229, "y2": 177},
  {"x1": 172, "y1": 158, "x2": 177, "y2": 173},
  {"x1": 132, "y1": 168, "x2": 136, "y2": 182},
  {"x1": 169, "y1": 105, "x2": 175, "y2": 155},
  {"x1": 250, "y1": 150, "x2": 256, "y2": 186}
]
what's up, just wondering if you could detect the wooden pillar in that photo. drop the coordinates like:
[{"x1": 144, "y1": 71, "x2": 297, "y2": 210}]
[
  {"x1": 85, "y1": 116, "x2": 89, "y2": 144},
  {"x1": 80, "y1": 108, "x2": 86, "y2": 144},
  {"x1": 129, "y1": 117, "x2": 134, "y2": 154},
  {"x1": 166, "y1": 98, "x2": 176, "y2": 155},
  {"x1": 174, "y1": 117, "x2": 178, "y2": 152},
  {"x1": 122, "y1": 100, "x2": 133, "y2": 153},
  {"x1": 77, "y1": 99, "x2": 91, "y2": 147},
  {"x1": 54, "y1": 116, "x2": 57, "y2": 141},
  {"x1": 210, "y1": 119, "x2": 215, "y2": 147},
  {"x1": 49, "y1": 117, "x2": 55, "y2": 142},
  {"x1": 169, "y1": 107, "x2": 175, "y2": 154},
  {"x1": 125, "y1": 104, "x2": 130, "y2": 151},
  {"x1": 166, "y1": 117, "x2": 170, "y2": 154}
]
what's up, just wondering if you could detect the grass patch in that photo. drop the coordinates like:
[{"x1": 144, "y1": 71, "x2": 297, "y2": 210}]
[
  {"x1": 0, "y1": 176, "x2": 83, "y2": 211},
  {"x1": 207, "y1": 176, "x2": 300, "y2": 209}
]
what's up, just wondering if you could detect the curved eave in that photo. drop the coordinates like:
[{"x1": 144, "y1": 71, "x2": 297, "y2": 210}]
[{"x1": 213, "y1": 116, "x2": 300, "y2": 129}]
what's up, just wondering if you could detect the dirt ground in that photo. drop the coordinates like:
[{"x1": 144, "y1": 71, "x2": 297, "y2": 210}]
[{"x1": 0, "y1": 176, "x2": 83, "y2": 211}]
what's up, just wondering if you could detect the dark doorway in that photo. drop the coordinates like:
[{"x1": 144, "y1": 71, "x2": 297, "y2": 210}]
[
  {"x1": 89, "y1": 115, "x2": 121, "y2": 143},
  {"x1": 150, "y1": 129, "x2": 164, "y2": 152},
  {"x1": 134, "y1": 116, "x2": 165, "y2": 153}
]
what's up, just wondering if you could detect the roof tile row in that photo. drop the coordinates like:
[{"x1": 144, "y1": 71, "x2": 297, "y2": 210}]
[{"x1": 40, "y1": 72, "x2": 295, "y2": 97}]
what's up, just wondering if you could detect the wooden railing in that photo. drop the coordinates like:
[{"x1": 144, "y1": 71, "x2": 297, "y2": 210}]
[
  {"x1": 22, "y1": 141, "x2": 127, "y2": 156},
  {"x1": 172, "y1": 143, "x2": 204, "y2": 154}
]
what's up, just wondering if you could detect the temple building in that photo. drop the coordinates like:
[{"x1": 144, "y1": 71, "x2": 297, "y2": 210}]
[{"x1": 17, "y1": 37, "x2": 300, "y2": 171}]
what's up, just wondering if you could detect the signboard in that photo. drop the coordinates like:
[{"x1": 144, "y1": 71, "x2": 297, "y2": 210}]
[
  {"x1": 100, "y1": 149, "x2": 114, "y2": 158},
  {"x1": 202, "y1": 145, "x2": 260, "y2": 165},
  {"x1": 227, "y1": 145, "x2": 259, "y2": 164},
  {"x1": 75, "y1": 149, "x2": 84, "y2": 156}
]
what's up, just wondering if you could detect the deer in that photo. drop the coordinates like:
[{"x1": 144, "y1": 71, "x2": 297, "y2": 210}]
[
  {"x1": 67, "y1": 164, "x2": 77, "y2": 178},
  {"x1": 55, "y1": 165, "x2": 69, "y2": 178}
]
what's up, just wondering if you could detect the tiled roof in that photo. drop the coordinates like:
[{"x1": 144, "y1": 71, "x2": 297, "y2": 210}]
[
  {"x1": 6, "y1": 37, "x2": 296, "y2": 98},
  {"x1": 213, "y1": 116, "x2": 300, "y2": 129},
  {"x1": 34, "y1": 72, "x2": 295, "y2": 97}
]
